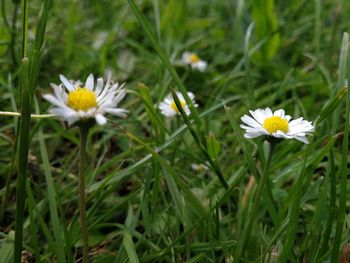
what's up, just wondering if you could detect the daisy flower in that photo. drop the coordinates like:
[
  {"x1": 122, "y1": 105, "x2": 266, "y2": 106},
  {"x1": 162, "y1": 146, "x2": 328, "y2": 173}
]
[
  {"x1": 191, "y1": 163, "x2": 209, "y2": 172},
  {"x1": 181, "y1": 52, "x2": 207, "y2": 72},
  {"x1": 43, "y1": 74, "x2": 128, "y2": 126},
  {"x1": 159, "y1": 91, "x2": 197, "y2": 117},
  {"x1": 240, "y1": 108, "x2": 314, "y2": 144}
]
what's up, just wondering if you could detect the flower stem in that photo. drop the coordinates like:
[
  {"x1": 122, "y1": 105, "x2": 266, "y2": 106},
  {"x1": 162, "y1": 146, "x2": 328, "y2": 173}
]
[
  {"x1": 234, "y1": 142, "x2": 276, "y2": 261},
  {"x1": 79, "y1": 124, "x2": 90, "y2": 263}
]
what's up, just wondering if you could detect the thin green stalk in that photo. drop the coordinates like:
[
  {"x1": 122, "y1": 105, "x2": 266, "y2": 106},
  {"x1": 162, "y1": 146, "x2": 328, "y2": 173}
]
[
  {"x1": 13, "y1": 57, "x2": 30, "y2": 263},
  {"x1": 79, "y1": 124, "x2": 90, "y2": 263},
  {"x1": 278, "y1": 147, "x2": 310, "y2": 262},
  {"x1": 10, "y1": 2, "x2": 20, "y2": 69},
  {"x1": 13, "y1": 0, "x2": 29, "y2": 261},
  {"x1": 317, "y1": 148, "x2": 336, "y2": 259},
  {"x1": 316, "y1": 32, "x2": 348, "y2": 260},
  {"x1": 314, "y1": 0, "x2": 321, "y2": 64},
  {"x1": 38, "y1": 125, "x2": 66, "y2": 263},
  {"x1": 331, "y1": 78, "x2": 349, "y2": 262},
  {"x1": 20, "y1": 0, "x2": 28, "y2": 59},
  {"x1": 234, "y1": 142, "x2": 276, "y2": 261},
  {"x1": 0, "y1": 139, "x2": 17, "y2": 222},
  {"x1": 244, "y1": 22, "x2": 255, "y2": 108},
  {"x1": 26, "y1": 181, "x2": 41, "y2": 263}
]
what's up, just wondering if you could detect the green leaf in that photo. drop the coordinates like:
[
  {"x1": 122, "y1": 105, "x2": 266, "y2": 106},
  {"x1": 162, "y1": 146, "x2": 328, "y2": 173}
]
[
  {"x1": 206, "y1": 134, "x2": 220, "y2": 161},
  {"x1": 122, "y1": 230, "x2": 140, "y2": 263},
  {"x1": 0, "y1": 231, "x2": 14, "y2": 263},
  {"x1": 251, "y1": 0, "x2": 280, "y2": 60}
]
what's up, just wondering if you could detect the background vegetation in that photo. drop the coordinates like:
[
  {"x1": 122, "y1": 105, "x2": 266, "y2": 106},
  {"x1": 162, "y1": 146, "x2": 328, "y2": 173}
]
[{"x1": 0, "y1": 0, "x2": 350, "y2": 262}]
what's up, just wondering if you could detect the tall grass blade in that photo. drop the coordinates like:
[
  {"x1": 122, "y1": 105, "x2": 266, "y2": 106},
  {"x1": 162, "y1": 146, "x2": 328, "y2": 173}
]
[
  {"x1": 13, "y1": 56, "x2": 30, "y2": 263},
  {"x1": 38, "y1": 127, "x2": 67, "y2": 263},
  {"x1": 331, "y1": 33, "x2": 349, "y2": 263}
]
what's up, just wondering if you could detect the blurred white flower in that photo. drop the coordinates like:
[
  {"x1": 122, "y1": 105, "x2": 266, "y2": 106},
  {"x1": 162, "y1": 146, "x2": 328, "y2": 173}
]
[
  {"x1": 159, "y1": 91, "x2": 197, "y2": 117},
  {"x1": 181, "y1": 52, "x2": 207, "y2": 72},
  {"x1": 43, "y1": 74, "x2": 128, "y2": 126},
  {"x1": 240, "y1": 108, "x2": 314, "y2": 144},
  {"x1": 191, "y1": 163, "x2": 209, "y2": 172}
]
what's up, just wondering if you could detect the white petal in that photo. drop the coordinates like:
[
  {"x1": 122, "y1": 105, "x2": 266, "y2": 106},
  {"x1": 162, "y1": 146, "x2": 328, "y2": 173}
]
[
  {"x1": 105, "y1": 108, "x2": 129, "y2": 118},
  {"x1": 249, "y1": 109, "x2": 266, "y2": 125},
  {"x1": 112, "y1": 90, "x2": 127, "y2": 105},
  {"x1": 265, "y1": 108, "x2": 273, "y2": 117},
  {"x1": 159, "y1": 102, "x2": 171, "y2": 111},
  {"x1": 295, "y1": 136, "x2": 309, "y2": 144},
  {"x1": 241, "y1": 115, "x2": 263, "y2": 128},
  {"x1": 188, "y1": 92, "x2": 195, "y2": 100},
  {"x1": 59, "y1": 74, "x2": 74, "y2": 91},
  {"x1": 43, "y1": 94, "x2": 67, "y2": 108},
  {"x1": 273, "y1": 109, "x2": 285, "y2": 118},
  {"x1": 95, "y1": 114, "x2": 107, "y2": 125},
  {"x1": 182, "y1": 52, "x2": 192, "y2": 64},
  {"x1": 244, "y1": 132, "x2": 263, "y2": 139},
  {"x1": 193, "y1": 61, "x2": 207, "y2": 72},
  {"x1": 95, "y1": 78, "x2": 104, "y2": 96},
  {"x1": 272, "y1": 131, "x2": 289, "y2": 139},
  {"x1": 85, "y1": 74, "x2": 94, "y2": 90},
  {"x1": 51, "y1": 84, "x2": 67, "y2": 102},
  {"x1": 67, "y1": 116, "x2": 80, "y2": 126}
]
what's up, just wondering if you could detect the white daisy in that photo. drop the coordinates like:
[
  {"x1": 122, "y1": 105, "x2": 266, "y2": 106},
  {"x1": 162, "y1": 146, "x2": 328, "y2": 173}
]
[
  {"x1": 181, "y1": 52, "x2": 207, "y2": 72},
  {"x1": 43, "y1": 74, "x2": 128, "y2": 126},
  {"x1": 159, "y1": 91, "x2": 197, "y2": 117},
  {"x1": 240, "y1": 108, "x2": 314, "y2": 144},
  {"x1": 191, "y1": 163, "x2": 209, "y2": 172}
]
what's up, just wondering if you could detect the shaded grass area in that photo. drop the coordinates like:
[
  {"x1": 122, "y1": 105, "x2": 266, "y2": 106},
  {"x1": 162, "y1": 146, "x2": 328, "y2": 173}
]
[{"x1": 0, "y1": 0, "x2": 350, "y2": 262}]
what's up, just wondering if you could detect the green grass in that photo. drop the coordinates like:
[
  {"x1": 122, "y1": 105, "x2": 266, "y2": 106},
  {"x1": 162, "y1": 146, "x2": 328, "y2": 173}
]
[{"x1": 1, "y1": 0, "x2": 350, "y2": 262}]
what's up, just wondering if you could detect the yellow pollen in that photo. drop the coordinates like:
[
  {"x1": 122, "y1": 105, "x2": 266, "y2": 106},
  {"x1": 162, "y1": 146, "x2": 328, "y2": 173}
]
[
  {"x1": 189, "y1": 54, "x2": 200, "y2": 63},
  {"x1": 263, "y1": 116, "x2": 289, "y2": 134},
  {"x1": 170, "y1": 100, "x2": 186, "y2": 113},
  {"x1": 67, "y1": 87, "x2": 97, "y2": 111}
]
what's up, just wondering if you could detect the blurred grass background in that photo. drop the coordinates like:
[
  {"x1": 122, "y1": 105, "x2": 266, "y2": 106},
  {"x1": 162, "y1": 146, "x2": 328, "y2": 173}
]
[{"x1": 1, "y1": 0, "x2": 350, "y2": 262}]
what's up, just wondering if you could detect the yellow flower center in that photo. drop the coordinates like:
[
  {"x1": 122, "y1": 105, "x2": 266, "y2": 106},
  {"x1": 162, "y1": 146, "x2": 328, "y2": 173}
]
[
  {"x1": 263, "y1": 116, "x2": 289, "y2": 134},
  {"x1": 67, "y1": 87, "x2": 97, "y2": 111},
  {"x1": 170, "y1": 99, "x2": 186, "y2": 113},
  {"x1": 189, "y1": 54, "x2": 200, "y2": 63}
]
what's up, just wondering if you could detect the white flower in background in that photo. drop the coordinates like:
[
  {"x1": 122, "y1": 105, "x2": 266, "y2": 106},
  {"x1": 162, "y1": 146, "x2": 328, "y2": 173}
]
[
  {"x1": 181, "y1": 52, "x2": 207, "y2": 72},
  {"x1": 43, "y1": 74, "x2": 128, "y2": 126},
  {"x1": 240, "y1": 108, "x2": 314, "y2": 144},
  {"x1": 159, "y1": 92, "x2": 197, "y2": 117},
  {"x1": 191, "y1": 163, "x2": 209, "y2": 172}
]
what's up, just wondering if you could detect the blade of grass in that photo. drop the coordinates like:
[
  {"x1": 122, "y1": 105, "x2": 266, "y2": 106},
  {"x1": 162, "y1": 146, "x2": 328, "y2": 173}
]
[
  {"x1": 278, "y1": 145, "x2": 312, "y2": 262},
  {"x1": 13, "y1": 56, "x2": 29, "y2": 263},
  {"x1": 13, "y1": 0, "x2": 30, "y2": 258},
  {"x1": 331, "y1": 34, "x2": 350, "y2": 262},
  {"x1": 122, "y1": 229, "x2": 140, "y2": 263},
  {"x1": 0, "y1": 231, "x2": 15, "y2": 263},
  {"x1": 316, "y1": 31, "x2": 349, "y2": 262},
  {"x1": 37, "y1": 127, "x2": 67, "y2": 263},
  {"x1": 25, "y1": 180, "x2": 41, "y2": 263},
  {"x1": 244, "y1": 22, "x2": 255, "y2": 107},
  {"x1": 26, "y1": 182, "x2": 58, "y2": 260}
]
